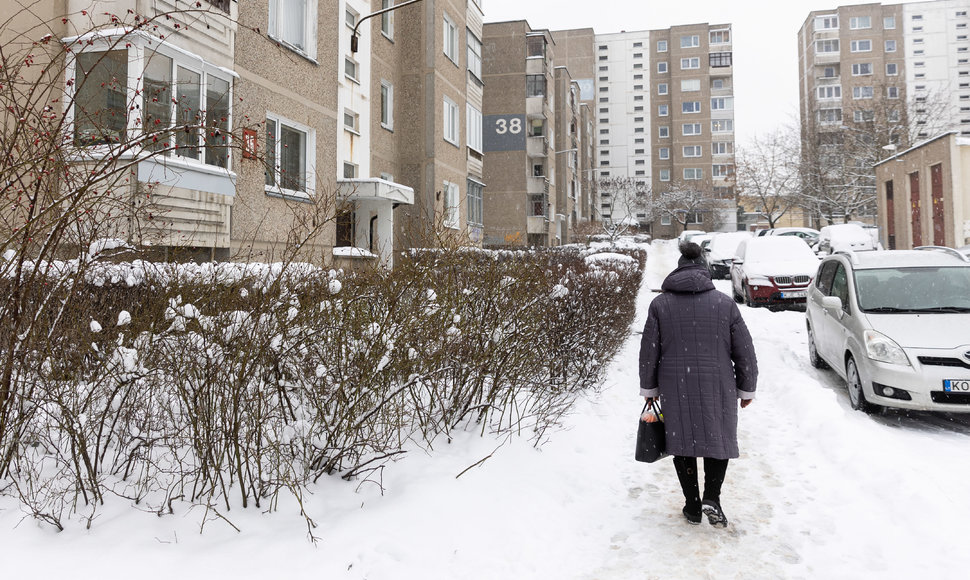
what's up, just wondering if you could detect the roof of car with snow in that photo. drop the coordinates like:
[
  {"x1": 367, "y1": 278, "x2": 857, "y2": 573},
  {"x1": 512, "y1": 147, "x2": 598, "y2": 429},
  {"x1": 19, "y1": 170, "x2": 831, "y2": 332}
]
[{"x1": 830, "y1": 249, "x2": 970, "y2": 269}]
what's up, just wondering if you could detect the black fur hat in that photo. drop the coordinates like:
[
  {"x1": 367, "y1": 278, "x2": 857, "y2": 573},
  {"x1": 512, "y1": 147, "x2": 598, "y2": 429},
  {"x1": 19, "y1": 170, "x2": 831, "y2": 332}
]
[{"x1": 678, "y1": 241, "x2": 706, "y2": 267}]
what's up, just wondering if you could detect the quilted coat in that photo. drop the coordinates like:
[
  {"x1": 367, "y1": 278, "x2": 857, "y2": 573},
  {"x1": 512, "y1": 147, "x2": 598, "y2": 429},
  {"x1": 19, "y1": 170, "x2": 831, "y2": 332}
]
[{"x1": 638, "y1": 264, "x2": 758, "y2": 459}]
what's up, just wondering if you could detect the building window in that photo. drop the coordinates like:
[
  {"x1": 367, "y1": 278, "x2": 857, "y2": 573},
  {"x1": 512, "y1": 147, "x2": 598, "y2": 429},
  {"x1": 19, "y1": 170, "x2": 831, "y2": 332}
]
[
  {"x1": 633, "y1": 63, "x2": 643, "y2": 69},
  {"x1": 634, "y1": 53, "x2": 643, "y2": 59},
  {"x1": 342, "y1": 162, "x2": 357, "y2": 179},
  {"x1": 887, "y1": 86, "x2": 899, "y2": 99},
  {"x1": 634, "y1": 74, "x2": 644, "y2": 80},
  {"x1": 657, "y1": 40, "x2": 668, "y2": 52},
  {"x1": 381, "y1": 0, "x2": 394, "y2": 38},
  {"x1": 712, "y1": 78, "x2": 727, "y2": 90},
  {"x1": 658, "y1": 62, "x2": 668, "y2": 73},
  {"x1": 343, "y1": 108, "x2": 359, "y2": 133},
  {"x1": 265, "y1": 114, "x2": 313, "y2": 197},
  {"x1": 853, "y1": 110, "x2": 875, "y2": 122},
  {"x1": 682, "y1": 79, "x2": 700, "y2": 92},
  {"x1": 712, "y1": 142, "x2": 732, "y2": 155},
  {"x1": 711, "y1": 119, "x2": 734, "y2": 133},
  {"x1": 681, "y1": 35, "x2": 700, "y2": 48},
  {"x1": 380, "y1": 81, "x2": 394, "y2": 130},
  {"x1": 851, "y1": 62, "x2": 873, "y2": 76},
  {"x1": 634, "y1": 106, "x2": 644, "y2": 112},
  {"x1": 634, "y1": 84, "x2": 644, "y2": 91},
  {"x1": 443, "y1": 181, "x2": 460, "y2": 229},
  {"x1": 633, "y1": 42, "x2": 643, "y2": 48},
  {"x1": 659, "y1": 126, "x2": 670, "y2": 138},
  {"x1": 599, "y1": 65, "x2": 608, "y2": 71},
  {"x1": 684, "y1": 168, "x2": 703, "y2": 180},
  {"x1": 466, "y1": 104, "x2": 482, "y2": 153},
  {"x1": 467, "y1": 30, "x2": 482, "y2": 82},
  {"x1": 852, "y1": 86, "x2": 874, "y2": 99},
  {"x1": 886, "y1": 63, "x2": 898, "y2": 76},
  {"x1": 682, "y1": 101, "x2": 702, "y2": 113},
  {"x1": 819, "y1": 108, "x2": 842, "y2": 123},
  {"x1": 467, "y1": 179, "x2": 483, "y2": 226},
  {"x1": 710, "y1": 29, "x2": 730, "y2": 44},
  {"x1": 712, "y1": 164, "x2": 733, "y2": 178},
  {"x1": 850, "y1": 39, "x2": 872, "y2": 52},
  {"x1": 683, "y1": 145, "x2": 702, "y2": 157},
  {"x1": 443, "y1": 97, "x2": 459, "y2": 145},
  {"x1": 527, "y1": 74, "x2": 546, "y2": 97},
  {"x1": 711, "y1": 97, "x2": 733, "y2": 110},
  {"x1": 658, "y1": 104, "x2": 669, "y2": 116},
  {"x1": 635, "y1": 149, "x2": 645, "y2": 154},
  {"x1": 816, "y1": 39, "x2": 839, "y2": 53},
  {"x1": 683, "y1": 123, "x2": 702, "y2": 135},
  {"x1": 344, "y1": 57, "x2": 359, "y2": 82},
  {"x1": 817, "y1": 85, "x2": 841, "y2": 99},
  {"x1": 661, "y1": 214, "x2": 672, "y2": 225},
  {"x1": 658, "y1": 83, "x2": 668, "y2": 95},
  {"x1": 709, "y1": 52, "x2": 733, "y2": 67},
  {"x1": 885, "y1": 39, "x2": 896, "y2": 52},
  {"x1": 599, "y1": 86, "x2": 609, "y2": 93},
  {"x1": 269, "y1": 0, "x2": 317, "y2": 56},
  {"x1": 815, "y1": 15, "x2": 838, "y2": 30},
  {"x1": 660, "y1": 169, "x2": 671, "y2": 182},
  {"x1": 850, "y1": 16, "x2": 871, "y2": 30},
  {"x1": 884, "y1": 15, "x2": 896, "y2": 29},
  {"x1": 73, "y1": 50, "x2": 129, "y2": 146},
  {"x1": 680, "y1": 57, "x2": 700, "y2": 70},
  {"x1": 443, "y1": 12, "x2": 459, "y2": 64},
  {"x1": 659, "y1": 147, "x2": 670, "y2": 160}
]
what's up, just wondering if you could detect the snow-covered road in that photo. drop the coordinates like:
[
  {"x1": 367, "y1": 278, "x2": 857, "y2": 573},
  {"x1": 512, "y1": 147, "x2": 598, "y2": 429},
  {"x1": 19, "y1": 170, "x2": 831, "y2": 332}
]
[{"x1": 4, "y1": 240, "x2": 970, "y2": 579}]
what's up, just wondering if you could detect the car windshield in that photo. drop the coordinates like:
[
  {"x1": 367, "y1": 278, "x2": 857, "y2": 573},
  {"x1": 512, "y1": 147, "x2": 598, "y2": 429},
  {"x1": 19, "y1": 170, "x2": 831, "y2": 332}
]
[
  {"x1": 746, "y1": 239, "x2": 816, "y2": 263},
  {"x1": 855, "y1": 267, "x2": 970, "y2": 312}
]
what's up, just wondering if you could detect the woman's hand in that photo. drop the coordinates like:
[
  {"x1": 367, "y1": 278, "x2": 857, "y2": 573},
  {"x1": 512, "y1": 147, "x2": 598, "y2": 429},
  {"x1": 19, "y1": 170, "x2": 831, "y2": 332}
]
[
  {"x1": 644, "y1": 396, "x2": 657, "y2": 404},
  {"x1": 740, "y1": 399, "x2": 753, "y2": 409}
]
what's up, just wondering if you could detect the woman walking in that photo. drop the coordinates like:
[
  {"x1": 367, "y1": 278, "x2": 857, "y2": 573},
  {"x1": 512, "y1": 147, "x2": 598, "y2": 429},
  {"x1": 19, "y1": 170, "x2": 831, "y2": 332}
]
[{"x1": 639, "y1": 242, "x2": 758, "y2": 527}]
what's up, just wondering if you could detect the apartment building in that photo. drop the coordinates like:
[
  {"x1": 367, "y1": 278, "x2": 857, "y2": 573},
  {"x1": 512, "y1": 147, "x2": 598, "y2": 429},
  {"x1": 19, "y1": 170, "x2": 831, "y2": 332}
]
[
  {"x1": 482, "y1": 22, "x2": 560, "y2": 247},
  {"x1": 556, "y1": 25, "x2": 737, "y2": 238}
]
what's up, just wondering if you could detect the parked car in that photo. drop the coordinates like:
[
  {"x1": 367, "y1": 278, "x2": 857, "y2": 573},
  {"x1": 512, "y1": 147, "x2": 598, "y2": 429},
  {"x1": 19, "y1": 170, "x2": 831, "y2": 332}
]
[
  {"x1": 730, "y1": 236, "x2": 820, "y2": 308},
  {"x1": 817, "y1": 223, "x2": 880, "y2": 254},
  {"x1": 806, "y1": 247, "x2": 970, "y2": 414},
  {"x1": 704, "y1": 231, "x2": 753, "y2": 279},
  {"x1": 677, "y1": 229, "x2": 708, "y2": 245},
  {"x1": 763, "y1": 227, "x2": 820, "y2": 248},
  {"x1": 959, "y1": 244, "x2": 970, "y2": 259}
]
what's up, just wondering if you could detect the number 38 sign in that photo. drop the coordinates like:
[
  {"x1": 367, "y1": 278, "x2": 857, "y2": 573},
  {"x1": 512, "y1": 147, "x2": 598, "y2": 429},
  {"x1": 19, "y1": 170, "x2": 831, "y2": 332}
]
[{"x1": 484, "y1": 114, "x2": 527, "y2": 152}]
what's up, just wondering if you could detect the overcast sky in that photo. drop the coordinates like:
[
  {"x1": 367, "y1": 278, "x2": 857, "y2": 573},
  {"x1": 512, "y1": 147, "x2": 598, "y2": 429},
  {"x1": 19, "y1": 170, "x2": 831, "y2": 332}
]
[{"x1": 484, "y1": 0, "x2": 880, "y2": 148}]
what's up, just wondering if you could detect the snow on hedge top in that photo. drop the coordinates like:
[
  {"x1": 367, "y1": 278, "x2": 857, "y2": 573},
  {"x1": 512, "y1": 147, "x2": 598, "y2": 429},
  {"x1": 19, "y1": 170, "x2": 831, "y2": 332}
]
[{"x1": 584, "y1": 252, "x2": 636, "y2": 266}]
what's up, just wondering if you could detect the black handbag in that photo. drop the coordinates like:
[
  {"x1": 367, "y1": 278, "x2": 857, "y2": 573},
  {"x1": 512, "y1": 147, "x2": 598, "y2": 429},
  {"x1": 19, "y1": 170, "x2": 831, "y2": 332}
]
[{"x1": 635, "y1": 400, "x2": 668, "y2": 463}]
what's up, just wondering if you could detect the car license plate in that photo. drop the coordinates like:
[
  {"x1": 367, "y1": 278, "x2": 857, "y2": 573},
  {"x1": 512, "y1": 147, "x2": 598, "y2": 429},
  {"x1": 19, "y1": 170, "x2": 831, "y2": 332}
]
[
  {"x1": 781, "y1": 290, "x2": 806, "y2": 299},
  {"x1": 944, "y1": 379, "x2": 970, "y2": 393}
]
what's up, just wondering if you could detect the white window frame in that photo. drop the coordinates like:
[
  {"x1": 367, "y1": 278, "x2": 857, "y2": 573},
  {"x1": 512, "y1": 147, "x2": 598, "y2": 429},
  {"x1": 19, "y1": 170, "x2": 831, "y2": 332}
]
[
  {"x1": 343, "y1": 108, "x2": 359, "y2": 133},
  {"x1": 852, "y1": 86, "x2": 874, "y2": 99},
  {"x1": 850, "y1": 39, "x2": 872, "y2": 52},
  {"x1": 443, "y1": 96, "x2": 459, "y2": 146},
  {"x1": 658, "y1": 61, "x2": 668, "y2": 74},
  {"x1": 683, "y1": 123, "x2": 702, "y2": 136},
  {"x1": 265, "y1": 112, "x2": 315, "y2": 200},
  {"x1": 381, "y1": 0, "x2": 394, "y2": 40},
  {"x1": 884, "y1": 15, "x2": 896, "y2": 29},
  {"x1": 659, "y1": 126, "x2": 670, "y2": 138},
  {"x1": 887, "y1": 86, "x2": 899, "y2": 99},
  {"x1": 712, "y1": 164, "x2": 733, "y2": 178},
  {"x1": 658, "y1": 104, "x2": 669, "y2": 117},
  {"x1": 467, "y1": 29, "x2": 483, "y2": 82},
  {"x1": 712, "y1": 142, "x2": 732, "y2": 155},
  {"x1": 466, "y1": 103, "x2": 482, "y2": 153},
  {"x1": 661, "y1": 213, "x2": 672, "y2": 225},
  {"x1": 682, "y1": 79, "x2": 701, "y2": 92},
  {"x1": 815, "y1": 15, "x2": 839, "y2": 30},
  {"x1": 684, "y1": 168, "x2": 703, "y2": 180},
  {"x1": 681, "y1": 35, "x2": 700, "y2": 48},
  {"x1": 680, "y1": 57, "x2": 700, "y2": 70},
  {"x1": 658, "y1": 83, "x2": 668, "y2": 95},
  {"x1": 657, "y1": 40, "x2": 668, "y2": 52},
  {"x1": 682, "y1": 101, "x2": 702, "y2": 114},
  {"x1": 380, "y1": 80, "x2": 394, "y2": 130},
  {"x1": 711, "y1": 96, "x2": 733, "y2": 110},
  {"x1": 885, "y1": 39, "x2": 896, "y2": 52},
  {"x1": 683, "y1": 145, "x2": 702, "y2": 157},
  {"x1": 711, "y1": 119, "x2": 734, "y2": 133},
  {"x1": 660, "y1": 169, "x2": 671, "y2": 182},
  {"x1": 710, "y1": 29, "x2": 730, "y2": 44},
  {"x1": 268, "y1": 0, "x2": 319, "y2": 59},
  {"x1": 817, "y1": 85, "x2": 841, "y2": 99},
  {"x1": 850, "y1": 16, "x2": 871, "y2": 30},
  {"x1": 659, "y1": 147, "x2": 670, "y2": 160},
  {"x1": 886, "y1": 63, "x2": 898, "y2": 76},
  {"x1": 467, "y1": 178, "x2": 484, "y2": 226},
  {"x1": 443, "y1": 180, "x2": 460, "y2": 229},
  {"x1": 443, "y1": 12, "x2": 459, "y2": 64},
  {"x1": 851, "y1": 62, "x2": 873, "y2": 76},
  {"x1": 344, "y1": 56, "x2": 359, "y2": 83},
  {"x1": 816, "y1": 39, "x2": 840, "y2": 53}
]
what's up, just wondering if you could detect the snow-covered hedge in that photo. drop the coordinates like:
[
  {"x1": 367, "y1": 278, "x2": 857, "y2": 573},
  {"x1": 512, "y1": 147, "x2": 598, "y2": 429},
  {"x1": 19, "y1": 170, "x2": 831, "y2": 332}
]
[{"x1": 0, "y1": 245, "x2": 644, "y2": 531}]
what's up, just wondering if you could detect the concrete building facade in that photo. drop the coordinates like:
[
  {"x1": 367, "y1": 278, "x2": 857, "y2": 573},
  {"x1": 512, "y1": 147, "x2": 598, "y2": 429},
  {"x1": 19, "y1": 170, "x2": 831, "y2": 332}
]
[{"x1": 874, "y1": 131, "x2": 970, "y2": 249}]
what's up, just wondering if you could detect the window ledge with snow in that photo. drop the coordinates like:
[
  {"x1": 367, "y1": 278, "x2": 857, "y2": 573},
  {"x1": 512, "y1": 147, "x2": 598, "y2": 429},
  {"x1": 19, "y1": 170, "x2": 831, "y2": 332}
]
[{"x1": 333, "y1": 246, "x2": 377, "y2": 259}]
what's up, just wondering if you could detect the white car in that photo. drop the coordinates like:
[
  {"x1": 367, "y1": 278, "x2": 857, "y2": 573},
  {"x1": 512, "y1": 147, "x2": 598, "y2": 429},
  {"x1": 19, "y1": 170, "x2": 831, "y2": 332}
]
[
  {"x1": 817, "y1": 223, "x2": 880, "y2": 254},
  {"x1": 730, "y1": 236, "x2": 820, "y2": 309},
  {"x1": 704, "y1": 231, "x2": 752, "y2": 279},
  {"x1": 806, "y1": 248, "x2": 970, "y2": 413},
  {"x1": 762, "y1": 227, "x2": 820, "y2": 247},
  {"x1": 677, "y1": 230, "x2": 708, "y2": 244}
]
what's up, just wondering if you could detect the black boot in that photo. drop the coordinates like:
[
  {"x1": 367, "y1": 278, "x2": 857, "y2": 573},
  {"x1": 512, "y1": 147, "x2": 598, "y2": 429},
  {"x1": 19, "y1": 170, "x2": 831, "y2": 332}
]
[{"x1": 701, "y1": 499, "x2": 728, "y2": 528}]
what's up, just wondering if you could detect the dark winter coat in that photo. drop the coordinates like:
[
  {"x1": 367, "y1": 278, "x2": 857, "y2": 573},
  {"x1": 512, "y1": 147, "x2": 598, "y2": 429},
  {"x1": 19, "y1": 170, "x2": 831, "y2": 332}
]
[{"x1": 638, "y1": 264, "x2": 758, "y2": 459}]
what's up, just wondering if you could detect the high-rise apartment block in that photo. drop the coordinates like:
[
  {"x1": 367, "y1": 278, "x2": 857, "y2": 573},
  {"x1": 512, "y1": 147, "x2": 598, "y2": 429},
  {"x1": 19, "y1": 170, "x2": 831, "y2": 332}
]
[{"x1": 556, "y1": 25, "x2": 737, "y2": 236}]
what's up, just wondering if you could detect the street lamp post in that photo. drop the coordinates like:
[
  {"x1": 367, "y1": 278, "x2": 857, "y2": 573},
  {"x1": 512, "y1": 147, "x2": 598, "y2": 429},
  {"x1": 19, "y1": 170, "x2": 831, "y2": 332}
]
[{"x1": 351, "y1": 0, "x2": 425, "y2": 53}]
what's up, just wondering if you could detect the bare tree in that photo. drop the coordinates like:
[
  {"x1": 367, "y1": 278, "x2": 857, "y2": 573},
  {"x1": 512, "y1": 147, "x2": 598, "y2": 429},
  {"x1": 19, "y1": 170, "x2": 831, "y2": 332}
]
[
  {"x1": 736, "y1": 128, "x2": 801, "y2": 229},
  {"x1": 654, "y1": 179, "x2": 723, "y2": 234},
  {"x1": 596, "y1": 177, "x2": 653, "y2": 242}
]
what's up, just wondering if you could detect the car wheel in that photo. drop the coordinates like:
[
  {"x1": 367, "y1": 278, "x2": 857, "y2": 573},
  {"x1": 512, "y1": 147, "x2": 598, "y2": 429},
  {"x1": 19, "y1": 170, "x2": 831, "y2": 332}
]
[
  {"x1": 733, "y1": 283, "x2": 743, "y2": 303},
  {"x1": 807, "y1": 324, "x2": 829, "y2": 369},
  {"x1": 846, "y1": 356, "x2": 880, "y2": 414},
  {"x1": 743, "y1": 284, "x2": 756, "y2": 308}
]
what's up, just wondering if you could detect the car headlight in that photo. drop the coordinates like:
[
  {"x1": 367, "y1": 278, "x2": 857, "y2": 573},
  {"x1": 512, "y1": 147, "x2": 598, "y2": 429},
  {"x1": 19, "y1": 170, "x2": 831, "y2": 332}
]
[
  {"x1": 863, "y1": 330, "x2": 910, "y2": 366},
  {"x1": 747, "y1": 276, "x2": 771, "y2": 286}
]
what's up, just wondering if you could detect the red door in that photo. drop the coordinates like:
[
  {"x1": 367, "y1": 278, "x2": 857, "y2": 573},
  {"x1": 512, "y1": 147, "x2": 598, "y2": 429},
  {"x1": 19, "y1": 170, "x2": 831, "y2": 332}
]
[
  {"x1": 885, "y1": 180, "x2": 896, "y2": 250},
  {"x1": 931, "y1": 163, "x2": 945, "y2": 246},
  {"x1": 909, "y1": 171, "x2": 922, "y2": 247}
]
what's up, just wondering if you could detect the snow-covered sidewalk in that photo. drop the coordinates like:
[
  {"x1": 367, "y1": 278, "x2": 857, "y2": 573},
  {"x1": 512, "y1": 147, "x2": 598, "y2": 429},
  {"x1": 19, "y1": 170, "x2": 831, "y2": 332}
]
[{"x1": 3, "y1": 240, "x2": 970, "y2": 579}]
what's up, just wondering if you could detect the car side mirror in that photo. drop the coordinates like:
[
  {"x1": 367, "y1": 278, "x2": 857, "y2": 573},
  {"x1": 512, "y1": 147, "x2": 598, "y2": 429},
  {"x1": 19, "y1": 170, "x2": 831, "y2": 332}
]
[{"x1": 821, "y1": 296, "x2": 842, "y2": 311}]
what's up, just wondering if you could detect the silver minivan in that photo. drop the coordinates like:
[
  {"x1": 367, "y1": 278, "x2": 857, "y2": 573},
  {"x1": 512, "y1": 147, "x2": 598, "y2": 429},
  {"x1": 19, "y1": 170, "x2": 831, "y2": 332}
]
[{"x1": 805, "y1": 248, "x2": 970, "y2": 413}]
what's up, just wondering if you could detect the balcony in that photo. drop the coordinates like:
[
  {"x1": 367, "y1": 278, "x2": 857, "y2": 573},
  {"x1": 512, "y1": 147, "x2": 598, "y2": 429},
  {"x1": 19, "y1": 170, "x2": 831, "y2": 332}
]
[
  {"x1": 526, "y1": 96, "x2": 546, "y2": 118},
  {"x1": 528, "y1": 176, "x2": 551, "y2": 195},
  {"x1": 814, "y1": 51, "x2": 840, "y2": 65},
  {"x1": 527, "y1": 136, "x2": 548, "y2": 157}
]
